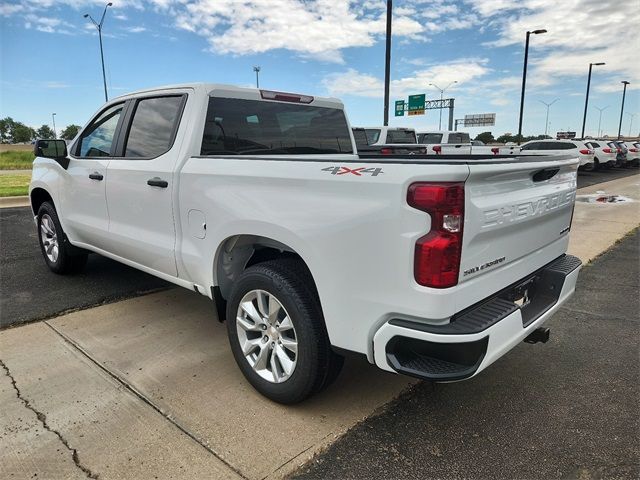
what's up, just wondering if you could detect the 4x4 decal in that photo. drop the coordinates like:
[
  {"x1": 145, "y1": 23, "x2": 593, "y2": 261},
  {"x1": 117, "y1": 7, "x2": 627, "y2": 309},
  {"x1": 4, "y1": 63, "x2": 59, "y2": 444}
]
[{"x1": 321, "y1": 166, "x2": 384, "y2": 176}]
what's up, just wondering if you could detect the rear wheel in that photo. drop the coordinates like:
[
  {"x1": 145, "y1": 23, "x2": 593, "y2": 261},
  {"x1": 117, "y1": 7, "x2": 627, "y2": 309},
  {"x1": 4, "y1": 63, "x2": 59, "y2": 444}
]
[
  {"x1": 226, "y1": 258, "x2": 343, "y2": 404},
  {"x1": 37, "y1": 202, "x2": 87, "y2": 274}
]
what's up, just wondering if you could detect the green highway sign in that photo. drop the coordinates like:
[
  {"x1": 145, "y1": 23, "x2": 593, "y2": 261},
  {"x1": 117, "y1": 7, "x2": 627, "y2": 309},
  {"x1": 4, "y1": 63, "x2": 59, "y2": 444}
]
[
  {"x1": 394, "y1": 100, "x2": 405, "y2": 117},
  {"x1": 408, "y1": 93, "x2": 425, "y2": 116}
]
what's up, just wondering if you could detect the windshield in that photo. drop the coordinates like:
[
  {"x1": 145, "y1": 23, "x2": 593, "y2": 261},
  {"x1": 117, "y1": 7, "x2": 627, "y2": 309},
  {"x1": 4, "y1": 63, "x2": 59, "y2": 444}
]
[{"x1": 201, "y1": 97, "x2": 353, "y2": 155}]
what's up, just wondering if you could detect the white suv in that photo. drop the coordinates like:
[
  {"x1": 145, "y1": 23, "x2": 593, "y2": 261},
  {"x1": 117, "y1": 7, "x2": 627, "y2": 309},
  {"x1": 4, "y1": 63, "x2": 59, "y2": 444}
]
[
  {"x1": 519, "y1": 139, "x2": 595, "y2": 171},
  {"x1": 584, "y1": 140, "x2": 617, "y2": 169}
]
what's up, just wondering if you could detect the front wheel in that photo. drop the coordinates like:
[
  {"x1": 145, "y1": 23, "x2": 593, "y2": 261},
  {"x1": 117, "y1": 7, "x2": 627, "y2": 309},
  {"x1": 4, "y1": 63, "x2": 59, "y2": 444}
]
[
  {"x1": 37, "y1": 202, "x2": 87, "y2": 274},
  {"x1": 226, "y1": 258, "x2": 343, "y2": 404}
]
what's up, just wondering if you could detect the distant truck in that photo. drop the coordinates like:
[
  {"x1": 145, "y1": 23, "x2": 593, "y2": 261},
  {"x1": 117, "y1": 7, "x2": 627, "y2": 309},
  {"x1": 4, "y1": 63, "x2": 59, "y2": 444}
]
[
  {"x1": 352, "y1": 126, "x2": 426, "y2": 155},
  {"x1": 417, "y1": 130, "x2": 520, "y2": 156},
  {"x1": 30, "y1": 83, "x2": 581, "y2": 404}
]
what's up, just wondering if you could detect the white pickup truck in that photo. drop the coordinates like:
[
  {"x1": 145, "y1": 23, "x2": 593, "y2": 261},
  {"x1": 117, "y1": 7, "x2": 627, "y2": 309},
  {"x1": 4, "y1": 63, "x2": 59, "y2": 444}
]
[
  {"x1": 418, "y1": 130, "x2": 520, "y2": 156},
  {"x1": 30, "y1": 83, "x2": 582, "y2": 404}
]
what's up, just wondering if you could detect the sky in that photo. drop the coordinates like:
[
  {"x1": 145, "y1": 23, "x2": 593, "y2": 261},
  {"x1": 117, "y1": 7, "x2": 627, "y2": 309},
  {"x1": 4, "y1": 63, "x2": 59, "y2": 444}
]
[{"x1": 1, "y1": 0, "x2": 638, "y2": 138}]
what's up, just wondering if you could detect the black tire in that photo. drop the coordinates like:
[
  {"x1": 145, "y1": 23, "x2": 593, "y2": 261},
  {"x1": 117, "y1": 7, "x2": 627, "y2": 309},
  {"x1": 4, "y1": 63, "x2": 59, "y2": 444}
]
[
  {"x1": 37, "y1": 202, "x2": 88, "y2": 274},
  {"x1": 226, "y1": 258, "x2": 343, "y2": 404},
  {"x1": 593, "y1": 158, "x2": 600, "y2": 171}
]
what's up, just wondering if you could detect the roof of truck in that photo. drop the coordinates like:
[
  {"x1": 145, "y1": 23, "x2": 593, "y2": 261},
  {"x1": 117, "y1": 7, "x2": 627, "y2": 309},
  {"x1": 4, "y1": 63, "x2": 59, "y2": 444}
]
[{"x1": 110, "y1": 83, "x2": 344, "y2": 109}]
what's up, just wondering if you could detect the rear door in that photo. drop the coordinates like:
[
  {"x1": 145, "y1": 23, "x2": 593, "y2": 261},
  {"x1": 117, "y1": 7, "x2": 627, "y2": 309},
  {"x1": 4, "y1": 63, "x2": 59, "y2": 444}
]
[
  {"x1": 460, "y1": 155, "x2": 579, "y2": 283},
  {"x1": 105, "y1": 92, "x2": 188, "y2": 276}
]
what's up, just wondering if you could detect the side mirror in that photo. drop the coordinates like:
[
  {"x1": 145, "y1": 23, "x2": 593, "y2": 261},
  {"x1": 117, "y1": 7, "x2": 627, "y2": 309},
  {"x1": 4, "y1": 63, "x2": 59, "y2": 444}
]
[{"x1": 34, "y1": 139, "x2": 69, "y2": 169}]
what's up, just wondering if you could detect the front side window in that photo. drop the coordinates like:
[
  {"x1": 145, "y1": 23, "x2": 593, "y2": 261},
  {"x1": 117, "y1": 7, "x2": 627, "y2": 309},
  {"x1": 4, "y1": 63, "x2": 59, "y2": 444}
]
[
  {"x1": 418, "y1": 133, "x2": 443, "y2": 144},
  {"x1": 124, "y1": 96, "x2": 184, "y2": 158},
  {"x1": 77, "y1": 103, "x2": 124, "y2": 157},
  {"x1": 447, "y1": 133, "x2": 470, "y2": 144},
  {"x1": 520, "y1": 142, "x2": 538, "y2": 150},
  {"x1": 201, "y1": 97, "x2": 353, "y2": 155}
]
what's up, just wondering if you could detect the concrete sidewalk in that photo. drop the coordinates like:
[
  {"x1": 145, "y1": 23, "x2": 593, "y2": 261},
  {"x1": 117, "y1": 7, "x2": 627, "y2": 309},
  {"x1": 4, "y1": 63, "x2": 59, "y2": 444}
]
[{"x1": 1, "y1": 174, "x2": 638, "y2": 480}]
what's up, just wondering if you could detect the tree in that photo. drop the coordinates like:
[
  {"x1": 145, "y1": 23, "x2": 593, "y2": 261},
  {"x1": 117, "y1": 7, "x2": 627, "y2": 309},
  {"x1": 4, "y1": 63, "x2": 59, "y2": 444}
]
[
  {"x1": 0, "y1": 117, "x2": 13, "y2": 143},
  {"x1": 13, "y1": 123, "x2": 35, "y2": 143},
  {"x1": 36, "y1": 125, "x2": 55, "y2": 139},
  {"x1": 474, "y1": 131, "x2": 495, "y2": 144},
  {"x1": 60, "y1": 124, "x2": 81, "y2": 141}
]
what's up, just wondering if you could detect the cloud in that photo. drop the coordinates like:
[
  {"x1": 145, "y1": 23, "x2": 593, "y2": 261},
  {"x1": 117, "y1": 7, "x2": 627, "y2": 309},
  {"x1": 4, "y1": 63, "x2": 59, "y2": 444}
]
[
  {"x1": 467, "y1": 0, "x2": 639, "y2": 84},
  {"x1": 324, "y1": 58, "x2": 491, "y2": 98},
  {"x1": 124, "y1": 25, "x2": 146, "y2": 33}
]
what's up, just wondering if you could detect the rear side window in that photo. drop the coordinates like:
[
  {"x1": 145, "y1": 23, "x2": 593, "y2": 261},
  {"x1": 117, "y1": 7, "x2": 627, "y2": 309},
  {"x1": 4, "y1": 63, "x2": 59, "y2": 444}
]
[
  {"x1": 77, "y1": 103, "x2": 124, "y2": 157},
  {"x1": 124, "y1": 96, "x2": 184, "y2": 158},
  {"x1": 201, "y1": 98, "x2": 353, "y2": 155},
  {"x1": 418, "y1": 133, "x2": 443, "y2": 143},
  {"x1": 587, "y1": 141, "x2": 599, "y2": 148},
  {"x1": 364, "y1": 129, "x2": 381, "y2": 144},
  {"x1": 520, "y1": 142, "x2": 539, "y2": 150},
  {"x1": 385, "y1": 129, "x2": 416, "y2": 144}
]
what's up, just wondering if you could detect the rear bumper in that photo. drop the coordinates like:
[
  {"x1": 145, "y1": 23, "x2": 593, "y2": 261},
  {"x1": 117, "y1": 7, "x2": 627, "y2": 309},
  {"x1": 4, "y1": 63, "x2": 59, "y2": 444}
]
[{"x1": 373, "y1": 254, "x2": 582, "y2": 381}]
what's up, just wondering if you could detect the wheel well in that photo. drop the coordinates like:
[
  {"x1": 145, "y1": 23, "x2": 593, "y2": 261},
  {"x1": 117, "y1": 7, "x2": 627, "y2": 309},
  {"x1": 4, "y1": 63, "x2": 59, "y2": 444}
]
[
  {"x1": 30, "y1": 188, "x2": 53, "y2": 216},
  {"x1": 213, "y1": 235, "x2": 317, "y2": 321}
]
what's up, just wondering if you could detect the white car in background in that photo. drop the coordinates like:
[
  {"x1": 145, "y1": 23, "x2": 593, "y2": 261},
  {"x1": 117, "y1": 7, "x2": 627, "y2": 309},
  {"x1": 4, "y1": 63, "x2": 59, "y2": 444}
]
[
  {"x1": 584, "y1": 140, "x2": 617, "y2": 169},
  {"x1": 623, "y1": 141, "x2": 639, "y2": 167},
  {"x1": 519, "y1": 139, "x2": 595, "y2": 171},
  {"x1": 417, "y1": 130, "x2": 520, "y2": 155}
]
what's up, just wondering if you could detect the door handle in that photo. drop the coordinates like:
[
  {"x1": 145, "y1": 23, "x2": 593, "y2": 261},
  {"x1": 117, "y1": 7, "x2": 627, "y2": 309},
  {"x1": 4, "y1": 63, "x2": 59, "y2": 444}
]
[
  {"x1": 147, "y1": 177, "x2": 168, "y2": 188},
  {"x1": 89, "y1": 172, "x2": 104, "y2": 181}
]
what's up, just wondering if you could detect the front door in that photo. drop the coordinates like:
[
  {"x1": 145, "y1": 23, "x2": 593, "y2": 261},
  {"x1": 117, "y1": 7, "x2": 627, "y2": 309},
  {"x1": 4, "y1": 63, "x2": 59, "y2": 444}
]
[
  {"x1": 105, "y1": 93, "x2": 187, "y2": 277},
  {"x1": 60, "y1": 102, "x2": 125, "y2": 250}
]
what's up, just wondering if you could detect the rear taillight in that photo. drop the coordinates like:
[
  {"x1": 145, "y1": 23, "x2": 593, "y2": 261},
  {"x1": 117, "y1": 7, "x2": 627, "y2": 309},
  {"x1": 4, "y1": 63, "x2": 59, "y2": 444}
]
[
  {"x1": 579, "y1": 149, "x2": 593, "y2": 155},
  {"x1": 602, "y1": 148, "x2": 613, "y2": 153},
  {"x1": 491, "y1": 147, "x2": 500, "y2": 155},
  {"x1": 432, "y1": 145, "x2": 442, "y2": 154},
  {"x1": 617, "y1": 148, "x2": 622, "y2": 153},
  {"x1": 380, "y1": 147, "x2": 393, "y2": 155},
  {"x1": 629, "y1": 148, "x2": 638, "y2": 153},
  {"x1": 407, "y1": 183, "x2": 464, "y2": 288}
]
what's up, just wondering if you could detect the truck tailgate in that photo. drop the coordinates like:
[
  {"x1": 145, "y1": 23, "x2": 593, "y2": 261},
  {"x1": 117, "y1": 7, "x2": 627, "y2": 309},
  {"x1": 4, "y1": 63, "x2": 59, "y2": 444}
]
[{"x1": 460, "y1": 155, "x2": 579, "y2": 283}]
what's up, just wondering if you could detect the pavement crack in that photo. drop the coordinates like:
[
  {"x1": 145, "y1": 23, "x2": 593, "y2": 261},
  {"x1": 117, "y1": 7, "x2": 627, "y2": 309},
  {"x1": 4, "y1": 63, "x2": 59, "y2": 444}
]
[
  {"x1": 0, "y1": 359, "x2": 99, "y2": 479},
  {"x1": 44, "y1": 321, "x2": 249, "y2": 480}
]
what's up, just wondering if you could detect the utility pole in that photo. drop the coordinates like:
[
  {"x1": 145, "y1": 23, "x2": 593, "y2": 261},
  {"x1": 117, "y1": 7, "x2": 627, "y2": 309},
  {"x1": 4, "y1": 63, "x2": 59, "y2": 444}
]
[
  {"x1": 51, "y1": 113, "x2": 57, "y2": 139},
  {"x1": 517, "y1": 29, "x2": 547, "y2": 143},
  {"x1": 253, "y1": 66, "x2": 261, "y2": 88},
  {"x1": 84, "y1": 2, "x2": 112, "y2": 102},
  {"x1": 617, "y1": 81, "x2": 630, "y2": 140},
  {"x1": 581, "y1": 62, "x2": 605, "y2": 138},
  {"x1": 383, "y1": 0, "x2": 392, "y2": 126},
  {"x1": 538, "y1": 98, "x2": 559, "y2": 136},
  {"x1": 627, "y1": 112, "x2": 636, "y2": 137}
]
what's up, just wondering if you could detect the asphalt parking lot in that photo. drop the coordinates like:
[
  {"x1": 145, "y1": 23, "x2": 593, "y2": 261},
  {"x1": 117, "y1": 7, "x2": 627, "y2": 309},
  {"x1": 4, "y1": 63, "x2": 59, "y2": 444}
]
[{"x1": 294, "y1": 228, "x2": 640, "y2": 479}]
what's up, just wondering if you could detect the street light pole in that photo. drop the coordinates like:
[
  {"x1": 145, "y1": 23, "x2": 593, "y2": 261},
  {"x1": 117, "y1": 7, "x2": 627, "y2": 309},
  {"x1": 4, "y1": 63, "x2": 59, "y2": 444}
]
[
  {"x1": 253, "y1": 66, "x2": 261, "y2": 88},
  {"x1": 617, "y1": 81, "x2": 630, "y2": 140},
  {"x1": 627, "y1": 112, "x2": 636, "y2": 137},
  {"x1": 429, "y1": 81, "x2": 457, "y2": 130},
  {"x1": 383, "y1": 0, "x2": 392, "y2": 126},
  {"x1": 581, "y1": 62, "x2": 605, "y2": 138},
  {"x1": 51, "y1": 113, "x2": 57, "y2": 139},
  {"x1": 517, "y1": 29, "x2": 547, "y2": 143},
  {"x1": 84, "y1": 2, "x2": 112, "y2": 102},
  {"x1": 538, "y1": 98, "x2": 559, "y2": 136},
  {"x1": 593, "y1": 106, "x2": 609, "y2": 138}
]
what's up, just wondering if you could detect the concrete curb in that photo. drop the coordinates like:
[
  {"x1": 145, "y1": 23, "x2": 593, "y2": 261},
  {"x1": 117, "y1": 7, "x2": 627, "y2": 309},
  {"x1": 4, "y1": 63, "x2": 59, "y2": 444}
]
[{"x1": 0, "y1": 196, "x2": 30, "y2": 208}]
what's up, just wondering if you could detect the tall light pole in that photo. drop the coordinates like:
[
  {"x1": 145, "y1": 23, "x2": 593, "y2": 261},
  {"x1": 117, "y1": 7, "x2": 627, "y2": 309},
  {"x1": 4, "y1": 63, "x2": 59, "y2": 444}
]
[
  {"x1": 84, "y1": 2, "x2": 112, "y2": 102},
  {"x1": 253, "y1": 66, "x2": 261, "y2": 88},
  {"x1": 51, "y1": 113, "x2": 57, "y2": 139},
  {"x1": 429, "y1": 81, "x2": 457, "y2": 130},
  {"x1": 580, "y1": 62, "x2": 605, "y2": 138},
  {"x1": 627, "y1": 112, "x2": 637, "y2": 137},
  {"x1": 593, "y1": 106, "x2": 609, "y2": 138},
  {"x1": 517, "y1": 29, "x2": 547, "y2": 143},
  {"x1": 617, "y1": 81, "x2": 630, "y2": 140},
  {"x1": 538, "y1": 98, "x2": 559, "y2": 136},
  {"x1": 383, "y1": 0, "x2": 392, "y2": 126}
]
